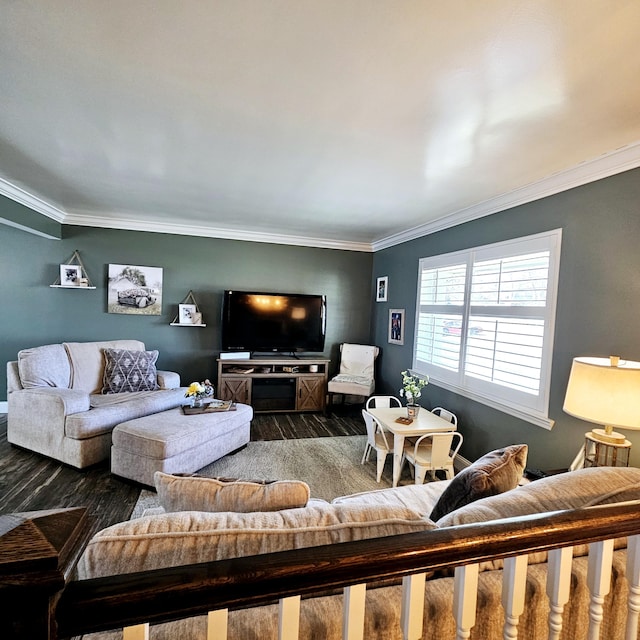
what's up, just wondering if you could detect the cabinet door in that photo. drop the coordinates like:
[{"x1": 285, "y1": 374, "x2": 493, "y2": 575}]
[
  {"x1": 219, "y1": 378, "x2": 251, "y2": 404},
  {"x1": 296, "y1": 375, "x2": 325, "y2": 411}
]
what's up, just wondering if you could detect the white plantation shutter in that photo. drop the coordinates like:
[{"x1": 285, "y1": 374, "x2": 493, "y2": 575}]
[{"x1": 412, "y1": 230, "x2": 561, "y2": 427}]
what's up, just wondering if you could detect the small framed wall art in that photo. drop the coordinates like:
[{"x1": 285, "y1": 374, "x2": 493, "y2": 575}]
[
  {"x1": 376, "y1": 276, "x2": 388, "y2": 302},
  {"x1": 179, "y1": 303, "x2": 197, "y2": 324},
  {"x1": 388, "y1": 308, "x2": 405, "y2": 345},
  {"x1": 60, "y1": 264, "x2": 82, "y2": 286}
]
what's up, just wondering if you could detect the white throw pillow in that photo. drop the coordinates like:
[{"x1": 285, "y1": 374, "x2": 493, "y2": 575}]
[{"x1": 154, "y1": 472, "x2": 311, "y2": 513}]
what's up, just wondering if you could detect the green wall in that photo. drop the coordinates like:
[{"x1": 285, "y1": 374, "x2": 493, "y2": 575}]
[
  {"x1": 372, "y1": 167, "x2": 640, "y2": 471},
  {"x1": 0, "y1": 224, "x2": 373, "y2": 399}
]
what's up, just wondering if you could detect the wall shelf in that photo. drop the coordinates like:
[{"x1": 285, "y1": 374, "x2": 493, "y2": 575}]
[
  {"x1": 170, "y1": 290, "x2": 207, "y2": 326},
  {"x1": 50, "y1": 250, "x2": 96, "y2": 289}
]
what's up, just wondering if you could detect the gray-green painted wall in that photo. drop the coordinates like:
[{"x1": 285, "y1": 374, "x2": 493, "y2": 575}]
[
  {"x1": 372, "y1": 167, "x2": 640, "y2": 471},
  {"x1": 0, "y1": 224, "x2": 373, "y2": 399}
]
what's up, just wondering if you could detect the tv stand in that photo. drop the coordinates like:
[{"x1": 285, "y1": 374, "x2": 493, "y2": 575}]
[{"x1": 217, "y1": 357, "x2": 330, "y2": 413}]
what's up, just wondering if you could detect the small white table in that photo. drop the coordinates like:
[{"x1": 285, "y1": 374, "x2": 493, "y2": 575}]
[{"x1": 368, "y1": 407, "x2": 457, "y2": 486}]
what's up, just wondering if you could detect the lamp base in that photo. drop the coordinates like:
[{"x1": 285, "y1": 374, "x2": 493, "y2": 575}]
[{"x1": 590, "y1": 427, "x2": 627, "y2": 445}]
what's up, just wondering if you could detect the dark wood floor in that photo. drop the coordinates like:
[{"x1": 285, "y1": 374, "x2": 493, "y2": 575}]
[{"x1": 0, "y1": 407, "x2": 364, "y2": 538}]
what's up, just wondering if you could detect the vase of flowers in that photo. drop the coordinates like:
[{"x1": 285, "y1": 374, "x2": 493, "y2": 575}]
[
  {"x1": 185, "y1": 379, "x2": 214, "y2": 408},
  {"x1": 399, "y1": 370, "x2": 429, "y2": 418}
]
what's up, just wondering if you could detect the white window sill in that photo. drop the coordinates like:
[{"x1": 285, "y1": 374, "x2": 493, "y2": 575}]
[{"x1": 425, "y1": 378, "x2": 555, "y2": 430}]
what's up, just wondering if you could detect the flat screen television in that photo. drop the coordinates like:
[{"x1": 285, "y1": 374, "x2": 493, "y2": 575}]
[{"x1": 221, "y1": 290, "x2": 326, "y2": 353}]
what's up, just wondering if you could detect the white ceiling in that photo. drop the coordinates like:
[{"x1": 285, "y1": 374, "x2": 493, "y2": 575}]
[{"x1": 2, "y1": 1, "x2": 640, "y2": 251}]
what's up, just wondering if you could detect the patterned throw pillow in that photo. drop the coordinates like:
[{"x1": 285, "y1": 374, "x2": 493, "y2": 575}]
[
  {"x1": 430, "y1": 444, "x2": 528, "y2": 522},
  {"x1": 154, "y1": 472, "x2": 311, "y2": 513},
  {"x1": 101, "y1": 348, "x2": 159, "y2": 394}
]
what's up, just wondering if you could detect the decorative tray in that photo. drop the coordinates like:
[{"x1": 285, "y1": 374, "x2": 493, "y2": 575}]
[
  {"x1": 394, "y1": 416, "x2": 414, "y2": 425},
  {"x1": 182, "y1": 400, "x2": 236, "y2": 415}
]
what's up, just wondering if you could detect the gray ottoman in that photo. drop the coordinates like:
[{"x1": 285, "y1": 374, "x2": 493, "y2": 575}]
[{"x1": 111, "y1": 403, "x2": 253, "y2": 486}]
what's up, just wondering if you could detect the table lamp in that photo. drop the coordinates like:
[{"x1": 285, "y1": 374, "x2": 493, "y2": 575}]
[{"x1": 563, "y1": 356, "x2": 640, "y2": 445}]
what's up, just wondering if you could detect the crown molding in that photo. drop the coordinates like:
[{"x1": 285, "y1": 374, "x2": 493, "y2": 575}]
[
  {"x1": 64, "y1": 211, "x2": 374, "y2": 252},
  {"x1": 0, "y1": 176, "x2": 67, "y2": 222},
  {"x1": 371, "y1": 140, "x2": 640, "y2": 251}
]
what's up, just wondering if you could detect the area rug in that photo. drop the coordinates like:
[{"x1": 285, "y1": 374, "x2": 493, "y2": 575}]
[{"x1": 131, "y1": 435, "x2": 399, "y2": 517}]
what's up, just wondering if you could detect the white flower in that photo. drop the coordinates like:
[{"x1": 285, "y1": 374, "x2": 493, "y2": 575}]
[{"x1": 399, "y1": 370, "x2": 429, "y2": 403}]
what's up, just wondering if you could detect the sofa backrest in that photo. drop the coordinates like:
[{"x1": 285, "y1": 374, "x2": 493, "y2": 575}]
[
  {"x1": 77, "y1": 502, "x2": 435, "y2": 579},
  {"x1": 14, "y1": 340, "x2": 145, "y2": 393},
  {"x1": 64, "y1": 340, "x2": 144, "y2": 393}
]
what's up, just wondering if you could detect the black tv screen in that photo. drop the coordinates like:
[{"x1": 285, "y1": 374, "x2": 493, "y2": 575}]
[{"x1": 221, "y1": 290, "x2": 326, "y2": 353}]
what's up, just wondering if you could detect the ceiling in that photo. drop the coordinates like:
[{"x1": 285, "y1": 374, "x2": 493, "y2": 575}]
[{"x1": 2, "y1": 1, "x2": 640, "y2": 252}]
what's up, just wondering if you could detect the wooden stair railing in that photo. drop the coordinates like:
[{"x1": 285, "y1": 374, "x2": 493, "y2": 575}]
[{"x1": 2, "y1": 501, "x2": 640, "y2": 639}]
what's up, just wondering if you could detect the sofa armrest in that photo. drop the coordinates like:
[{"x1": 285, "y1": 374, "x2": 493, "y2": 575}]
[
  {"x1": 157, "y1": 370, "x2": 180, "y2": 389},
  {"x1": 9, "y1": 387, "x2": 90, "y2": 416}
]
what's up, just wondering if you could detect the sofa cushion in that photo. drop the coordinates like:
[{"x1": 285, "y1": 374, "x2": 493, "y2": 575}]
[
  {"x1": 64, "y1": 340, "x2": 145, "y2": 393},
  {"x1": 102, "y1": 348, "x2": 160, "y2": 394},
  {"x1": 154, "y1": 472, "x2": 310, "y2": 513},
  {"x1": 332, "y1": 480, "x2": 451, "y2": 518},
  {"x1": 77, "y1": 502, "x2": 436, "y2": 579},
  {"x1": 430, "y1": 444, "x2": 528, "y2": 521},
  {"x1": 17, "y1": 344, "x2": 71, "y2": 389},
  {"x1": 435, "y1": 466, "x2": 640, "y2": 572},
  {"x1": 437, "y1": 466, "x2": 640, "y2": 528}
]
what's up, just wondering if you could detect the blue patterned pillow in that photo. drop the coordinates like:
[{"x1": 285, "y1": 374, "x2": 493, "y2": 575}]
[{"x1": 101, "y1": 348, "x2": 159, "y2": 394}]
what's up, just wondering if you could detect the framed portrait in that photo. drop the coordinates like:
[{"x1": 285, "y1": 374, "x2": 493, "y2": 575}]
[
  {"x1": 107, "y1": 264, "x2": 163, "y2": 315},
  {"x1": 60, "y1": 264, "x2": 81, "y2": 286},
  {"x1": 388, "y1": 308, "x2": 405, "y2": 345},
  {"x1": 179, "y1": 303, "x2": 197, "y2": 324},
  {"x1": 376, "y1": 276, "x2": 388, "y2": 302}
]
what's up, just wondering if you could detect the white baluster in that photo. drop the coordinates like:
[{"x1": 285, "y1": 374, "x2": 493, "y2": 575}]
[
  {"x1": 625, "y1": 535, "x2": 640, "y2": 640},
  {"x1": 587, "y1": 539, "x2": 614, "y2": 640},
  {"x1": 279, "y1": 595, "x2": 301, "y2": 640},
  {"x1": 401, "y1": 572, "x2": 426, "y2": 640},
  {"x1": 453, "y1": 564, "x2": 479, "y2": 640},
  {"x1": 546, "y1": 546, "x2": 573, "y2": 640},
  {"x1": 343, "y1": 583, "x2": 366, "y2": 640},
  {"x1": 123, "y1": 623, "x2": 149, "y2": 640},
  {"x1": 502, "y1": 555, "x2": 528, "y2": 640},
  {"x1": 207, "y1": 608, "x2": 229, "y2": 640}
]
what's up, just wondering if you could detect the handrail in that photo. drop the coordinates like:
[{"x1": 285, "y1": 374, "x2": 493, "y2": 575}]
[{"x1": 54, "y1": 500, "x2": 640, "y2": 637}]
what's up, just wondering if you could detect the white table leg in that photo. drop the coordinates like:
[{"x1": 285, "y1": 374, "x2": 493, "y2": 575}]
[{"x1": 393, "y1": 434, "x2": 405, "y2": 487}]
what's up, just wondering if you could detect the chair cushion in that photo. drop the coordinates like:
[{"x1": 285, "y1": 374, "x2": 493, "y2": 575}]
[
  {"x1": 154, "y1": 472, "x2": 310, "y2": 513},
  {"x1": 338, "y1": 344, "x2": 378, "y2": 377},
  {"x1": 102, "y1": 348, "x2": 160, "y2": 394},
  {"x1": 430, "y1": 444, "x2": 528, "y2": 521}
]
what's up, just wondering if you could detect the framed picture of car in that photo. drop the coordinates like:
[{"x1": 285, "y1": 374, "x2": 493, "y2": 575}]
[
  {"x1": 107, "y1": 264, "x2": 163, "y2": 315},
  {"x1": 388, "y1": 308, "x2": 404, "y2": 345}
]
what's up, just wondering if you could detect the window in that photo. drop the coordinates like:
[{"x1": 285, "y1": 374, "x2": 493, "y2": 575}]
[{"x1": 412, "y1": 229, "x2": 562, "y2": 428}]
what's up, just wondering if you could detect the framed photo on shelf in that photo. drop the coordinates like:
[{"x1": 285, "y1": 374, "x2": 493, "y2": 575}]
[
  {"x1": 376, "y1": 276, "x2": 388, "y2": 302},
  {"x1": 388, "y1": 308, "x2": 404, "y2": 345},
  {"x1": 60, "y1": 264, "x2": 81, "y2": 286},
  {"x1": 179, "y1": 303, "x2": 197, "y2": 324}
]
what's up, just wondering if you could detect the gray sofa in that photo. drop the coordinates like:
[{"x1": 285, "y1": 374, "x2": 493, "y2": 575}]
[
  {"x1": 77, "y1": 465, "x2": 640, "y2": 640},
  {"x1": 7, "y1": 340, "x2": 186, "y2": 468}
]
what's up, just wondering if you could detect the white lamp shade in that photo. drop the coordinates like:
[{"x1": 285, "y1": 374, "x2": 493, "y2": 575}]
[{"x1": 563, "y1": 357, "x2": 640, "y2": 430}]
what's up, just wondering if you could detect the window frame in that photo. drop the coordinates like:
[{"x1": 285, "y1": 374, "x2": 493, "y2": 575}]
[{"x1": 411, "y1": 229, "x2": 562, "y2": 429}]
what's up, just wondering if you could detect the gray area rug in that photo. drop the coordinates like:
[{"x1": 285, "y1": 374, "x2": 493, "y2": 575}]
[{"x1": 131, "y1": 435, "x2": 399, "y2": 517}]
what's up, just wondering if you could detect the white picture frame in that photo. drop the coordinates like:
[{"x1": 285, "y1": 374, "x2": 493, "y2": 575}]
[
  {"x1": 388, "y1": 308, "x2": 404, "y2": 345},
  {"x1": 60, "y1": 264, "x2": 81, "y2": 286},
  {"x1": 179, "y1": 303, "x2": 197, "y2": 324},
  {"x1": 376, "y1": 276, "x2": 388, "y2": 302}
]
